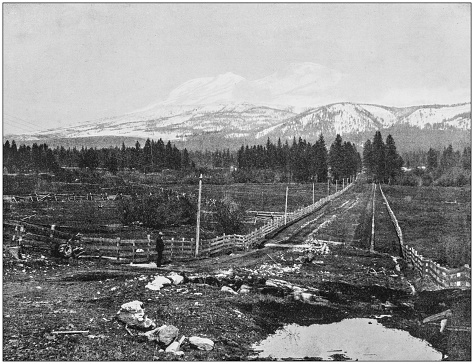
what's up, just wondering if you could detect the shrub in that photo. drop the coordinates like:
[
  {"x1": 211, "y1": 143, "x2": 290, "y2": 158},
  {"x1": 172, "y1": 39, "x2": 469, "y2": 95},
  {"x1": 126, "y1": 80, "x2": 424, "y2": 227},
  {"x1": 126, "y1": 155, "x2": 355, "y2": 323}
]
[
  {"x1": 434, "y1": 167, "x2": 471, "y2": 187},
  {"x1": 119, "y1": 192, "x2": 196, "y2": 229},
  {"x1": 397, "y1": 172, "x2": 419, "y2": 186},
  {"x1": 212, "y1": 196, "x2": 246, "y2": 235}
]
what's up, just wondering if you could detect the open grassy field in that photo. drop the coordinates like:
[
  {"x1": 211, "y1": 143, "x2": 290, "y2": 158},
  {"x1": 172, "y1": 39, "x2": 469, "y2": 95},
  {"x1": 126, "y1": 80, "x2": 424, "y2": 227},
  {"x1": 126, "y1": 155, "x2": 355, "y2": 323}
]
[
  {"x1": 382, "y1": 185, "x2": 471, "y2": 268},
  {"x1": 4, "y1": 182, "x2": 335, "y2": 240},
  {"x1": 167, "y1": 182, "x2": 333, "y2": 213}
]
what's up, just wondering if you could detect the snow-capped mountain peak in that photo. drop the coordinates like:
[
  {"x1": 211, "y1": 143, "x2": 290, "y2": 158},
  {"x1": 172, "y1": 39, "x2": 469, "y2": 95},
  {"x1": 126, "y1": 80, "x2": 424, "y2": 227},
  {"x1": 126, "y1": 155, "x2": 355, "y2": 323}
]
[
  {"x1": 5, "y1": 63, "x2": 470, "y2": 152},
  {"x1": 158, "y1": 72, "x2": 246, "y2": 106}
]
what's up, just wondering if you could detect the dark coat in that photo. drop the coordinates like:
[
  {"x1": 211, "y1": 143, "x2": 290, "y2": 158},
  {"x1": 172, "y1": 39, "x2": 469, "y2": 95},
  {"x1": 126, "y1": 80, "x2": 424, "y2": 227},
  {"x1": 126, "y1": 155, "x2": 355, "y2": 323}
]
[{"x1": 155, "y1": 236, "x2": 165, "y2": 252}]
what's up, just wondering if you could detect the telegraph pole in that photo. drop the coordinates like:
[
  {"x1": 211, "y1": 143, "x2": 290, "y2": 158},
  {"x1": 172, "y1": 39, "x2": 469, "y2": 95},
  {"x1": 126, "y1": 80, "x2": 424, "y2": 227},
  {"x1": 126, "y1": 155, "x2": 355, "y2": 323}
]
[
  {"x1": 284, "y1": 186, "x2": 289, "y2": 225},
  {"x1": 327, "y1": 178, "x2": 330, "y2": 196},
  {"x1": 312, "y1": 182, "x2": 315, "y2": 204},
  {"x1": 195, "y1": 174, "x2": 203, "y2": 256}
]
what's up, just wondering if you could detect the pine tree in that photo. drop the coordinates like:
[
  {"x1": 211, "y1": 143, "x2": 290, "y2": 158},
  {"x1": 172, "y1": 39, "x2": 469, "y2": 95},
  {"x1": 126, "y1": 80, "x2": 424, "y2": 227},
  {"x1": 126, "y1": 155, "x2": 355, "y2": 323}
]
[
  {"x1": 328, "y1": 134, "x2": 344, "y2": 181},
  {"x1": 372, "y1": 131, "x2": 386, "y2": 182},
  {"x1": 362, "y1": 139, "x2": 374, "y2": 177},
  {"x1": 181, "y1": 148, "x2": 191, "y2": 170},
  {"x1": 384, "y1": 134, "x2": 403, "y2": 183},
  {"x1": 462, "y1": 146, "x2": 471, "y2": 170},
  {"x1": 316, "y1": 134, "x2": 328, "y2": 182},
  {"x1": 427, "y1": 148, "x2": 438, "y2": 171},
  {"x1": 143, "y1": 139, "x2": 152, "y2": 172},
  {"x1": 440, "y1": 144, "x2": 456, "y2": 171}
]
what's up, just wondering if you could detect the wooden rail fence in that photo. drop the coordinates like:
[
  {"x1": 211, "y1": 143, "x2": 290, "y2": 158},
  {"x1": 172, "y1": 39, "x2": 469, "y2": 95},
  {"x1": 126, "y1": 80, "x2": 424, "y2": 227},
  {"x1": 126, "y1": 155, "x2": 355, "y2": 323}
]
[
  {"x1": 379, "y1": 184, "x2": 471, "y2": 289},
  {"x1": 3, "y1": 193, "x2": 130, "y2": 203},
  {"x1": 5, "y1": 180, "x2": 356, "y2": 262}
]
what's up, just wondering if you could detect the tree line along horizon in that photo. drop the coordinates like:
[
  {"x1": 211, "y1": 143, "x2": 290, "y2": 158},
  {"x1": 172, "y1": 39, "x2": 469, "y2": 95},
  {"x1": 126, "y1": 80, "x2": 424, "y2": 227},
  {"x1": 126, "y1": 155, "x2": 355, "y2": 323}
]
[{"x1": 2, "y1": 132, "x2": 470, "y2": 187}]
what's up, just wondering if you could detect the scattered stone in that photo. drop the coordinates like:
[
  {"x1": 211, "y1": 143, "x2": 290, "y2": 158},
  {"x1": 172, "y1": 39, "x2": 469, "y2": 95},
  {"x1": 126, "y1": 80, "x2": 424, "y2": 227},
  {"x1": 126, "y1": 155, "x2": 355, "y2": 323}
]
[
  {"x1": 87, "y1": 334, "x2": 107, "y2": 339},
  {"x1": 238, "y1": 284, "x2": 251, "y2": 294},
  {"x1": 116, "y1": 300, "x2": 155, "y2": 329},
  {"x1": 293, "y1": 289, "x2": 330, "y2": 306},
  {"x1": 167, "y1": 272, "x2": 184, "y2": 285},
  {"x1": 141, "y1": 325, "x2": 167, "y2": 341},
  {"x1": 146, "y1": 276, "x2": 171, "y2": 291},
  {"x1": 8, "y1": 247, "x2": 22, "y2": 260},
  {"x1": 189, "y1": 336, "x2": 214, "y2": 351},
  {"x1": 141, "y1": 325, "x2": 179, "y2": 346},
  {"x1": 221, "y1": 286, "x2": 237, "y2": 295},
  {"x1": 165, "y1": 335, "x2": 186, "y2": 353},
  {"x1": 216, "y1": 268, "x2": 234, "y2": 279},
  {"x1": 159, "y1": 325, "x2": 179, "y2": 346}
]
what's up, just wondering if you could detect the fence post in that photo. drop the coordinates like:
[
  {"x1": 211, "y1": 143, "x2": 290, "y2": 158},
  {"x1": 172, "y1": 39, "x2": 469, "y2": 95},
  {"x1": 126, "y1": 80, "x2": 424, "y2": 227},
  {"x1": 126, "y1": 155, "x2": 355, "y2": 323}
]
[
  {"x1": 147, "y1": 234, "x2": 151, "y2": 261},
  {"x1": 116, "y1": 237, "x2": 121, "y2": 261},
  {"x1": 18, "y1": 225, "x2": 25, "y2": 253},
  {"x1": 12, "y1": 225, "x2": 18, "y2": 244},
  {"x1": 132, "y1": 240, "x2": 136, "y2": 263}
]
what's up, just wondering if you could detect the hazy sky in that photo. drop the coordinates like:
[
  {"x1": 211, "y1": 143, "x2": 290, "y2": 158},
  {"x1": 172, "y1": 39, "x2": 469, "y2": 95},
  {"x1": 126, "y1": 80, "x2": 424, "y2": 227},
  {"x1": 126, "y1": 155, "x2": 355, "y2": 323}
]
[{"x1": 3, "y1": 3, "x2": 471, "y2": 134}]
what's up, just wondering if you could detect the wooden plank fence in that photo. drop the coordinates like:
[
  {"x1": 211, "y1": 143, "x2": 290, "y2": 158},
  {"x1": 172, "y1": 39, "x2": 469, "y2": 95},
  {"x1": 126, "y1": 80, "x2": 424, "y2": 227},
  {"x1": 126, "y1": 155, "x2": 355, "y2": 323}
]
[
  {"x1": 6, "y1": 180, "x2": 356, "y2": 262},
  {"x1": 3, "y1": 193, "x2": 132, "y2": 203},
  {"x1": 379, "y1": 184, "x2": 471, "y2": 289}
]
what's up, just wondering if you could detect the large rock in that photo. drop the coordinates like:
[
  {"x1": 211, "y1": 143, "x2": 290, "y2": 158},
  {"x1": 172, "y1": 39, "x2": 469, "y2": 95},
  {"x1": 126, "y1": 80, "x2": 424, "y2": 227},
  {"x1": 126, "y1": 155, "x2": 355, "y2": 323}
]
[
  {"x1": 167, "y1": 272, "x2": 184, "y2": 285},
  {"x1": 189, "y1": 336, "x2": 214, "y2": 351},
  {"x1": 159, "y1": 325, "x2": 179, "y2": 346},
  {"x1": 116, "y1": 300, "x2": 155, "y2": 329},
  {"x1": 221, "y1": 286, "x2": 237, "y2": 294},
  {"x1": 238, "y1": 284, "x2": 251, "y2": 294},
  {"x1": 141, "y1": 325, "x2": 165, "y2": 341},
  {"x1": 146, "y1": 276, "x2": 171, "y2": 291},
  {"x1": 293, "y1": 289, "x2": 330, "y2": 306}
]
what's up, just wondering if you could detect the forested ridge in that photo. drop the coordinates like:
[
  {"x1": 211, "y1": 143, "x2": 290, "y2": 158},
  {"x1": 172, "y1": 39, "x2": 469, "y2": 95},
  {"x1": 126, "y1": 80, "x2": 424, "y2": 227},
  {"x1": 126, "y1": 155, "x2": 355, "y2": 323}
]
[{"x1": 3, "y1": 131, "x2": 469, "y2": 186}]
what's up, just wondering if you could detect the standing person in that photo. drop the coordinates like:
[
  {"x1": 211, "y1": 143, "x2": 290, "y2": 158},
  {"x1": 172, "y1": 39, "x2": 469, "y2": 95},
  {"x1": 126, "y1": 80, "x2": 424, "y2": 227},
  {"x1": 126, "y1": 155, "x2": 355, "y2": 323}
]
[{"x1": 155, "y1": 231, "x2": 165, "y2": 267}]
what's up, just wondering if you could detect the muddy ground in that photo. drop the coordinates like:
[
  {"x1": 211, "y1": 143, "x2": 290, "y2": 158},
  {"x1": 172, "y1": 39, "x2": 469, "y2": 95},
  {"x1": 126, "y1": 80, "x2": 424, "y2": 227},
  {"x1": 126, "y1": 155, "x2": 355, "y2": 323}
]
[{"x1": 3, "y1": 182, "x2": 471, "y2": 361}]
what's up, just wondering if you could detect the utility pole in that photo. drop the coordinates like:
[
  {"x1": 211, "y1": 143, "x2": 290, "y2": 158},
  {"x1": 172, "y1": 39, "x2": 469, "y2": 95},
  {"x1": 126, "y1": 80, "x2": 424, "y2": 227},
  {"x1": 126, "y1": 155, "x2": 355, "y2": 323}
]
[
  {"x1": 336, "y1": 180, "x2": 338, "y2": 192},
  {"x1": 343, "y1": 178, "x2": 345, "y2": 190},
  {"x1": 312, "y1": 182, "x2": 315, "y2": 204},
  {"x1": 327, "y1": 178, "x2": 330, "y2": 196},
  {"x1": 195, "y1": 174, "x2": 203, "y2": 257},
  {"x1": 284, "y1": 186, "x2": 289, "y2": 225}
]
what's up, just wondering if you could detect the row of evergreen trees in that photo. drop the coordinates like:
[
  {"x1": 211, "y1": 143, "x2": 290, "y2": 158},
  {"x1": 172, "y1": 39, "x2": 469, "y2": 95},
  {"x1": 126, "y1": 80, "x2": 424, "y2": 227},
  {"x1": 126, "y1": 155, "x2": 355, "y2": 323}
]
[
  {"x1": 236, "y1": 134, "x2": 361, "y2": 182},
  {"x1": 188, "y1": 149, "x2": 236, "y2": 169},
  {"x1": 362, "y1": 132, "x2": 403, "y2": 183},
  {"x1": 407, "y1": 145, "x2": 471, "y2": 172},
  {"x1": 402, "y1": 145, "x2": 471, "y2": 187},
  {"x1": 3, "y1": 139, "x2": 194, "y2": 174}
]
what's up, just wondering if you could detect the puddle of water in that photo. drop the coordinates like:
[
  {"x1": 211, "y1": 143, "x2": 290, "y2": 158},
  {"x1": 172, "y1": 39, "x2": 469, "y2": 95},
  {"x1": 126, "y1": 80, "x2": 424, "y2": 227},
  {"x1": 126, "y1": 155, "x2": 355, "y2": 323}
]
[{"x1": 252, "y1": 318, "x2": 442, "y2": 361}]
